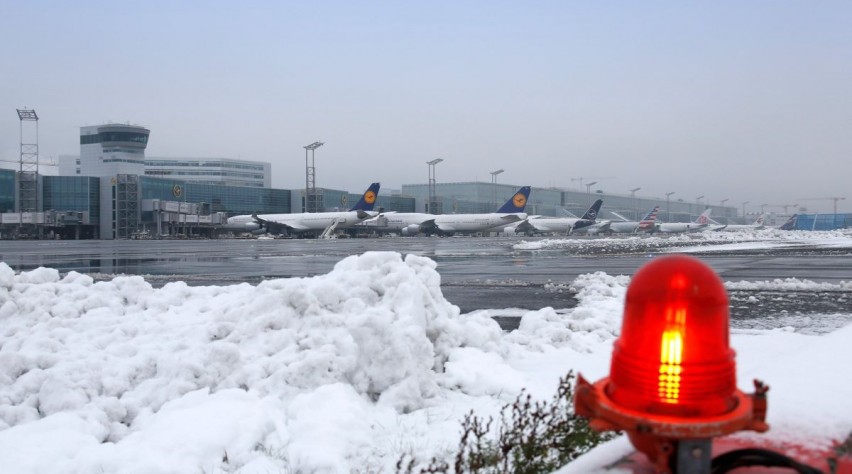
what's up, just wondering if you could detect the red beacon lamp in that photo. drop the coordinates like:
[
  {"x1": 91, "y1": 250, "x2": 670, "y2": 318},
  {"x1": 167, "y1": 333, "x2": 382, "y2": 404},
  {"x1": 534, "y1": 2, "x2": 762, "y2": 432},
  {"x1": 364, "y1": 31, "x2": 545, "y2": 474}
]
[{"x1": 575, "y1": 254, "x2": 769, "y2": 474}]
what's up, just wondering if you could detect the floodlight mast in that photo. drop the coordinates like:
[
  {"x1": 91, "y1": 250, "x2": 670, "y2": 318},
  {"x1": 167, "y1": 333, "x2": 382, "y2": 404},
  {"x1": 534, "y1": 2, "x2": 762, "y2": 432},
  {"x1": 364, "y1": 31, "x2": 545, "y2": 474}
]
[
  {"x1": 630, "y1": 187, "x2": 641, "y2": 219},
  {"x1": 427, "y1": 158, "x2": 443, "y2": 214},
  {"x1": 585, "y1": 181, "x2": 597, "y2": 205},
  {"x1": 665, "y1": 192, "x2": 675, "y2": 222},
  {"x1": 17, "y1": 108, "x2": 39, "y2": 237},
  {"x1": 304, "y1": 141, "x2": 324, "y2": 212},
  {"x1": 490, "y1": 169, "x2": 505, "y2": 209}
]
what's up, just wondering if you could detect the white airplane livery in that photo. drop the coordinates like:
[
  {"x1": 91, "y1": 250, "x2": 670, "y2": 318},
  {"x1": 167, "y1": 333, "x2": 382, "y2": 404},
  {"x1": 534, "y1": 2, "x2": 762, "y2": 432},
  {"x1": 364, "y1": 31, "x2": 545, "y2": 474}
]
[
  {"x1": 223, "y1": 183, "x2": 380, "y2": 236},
  {"x1": 657, "y1": 208, "x2": 713, "y2": 233},
  {"x1": 510, "y1": 199, "x2": 603, "y2": 235},
  {"x1": 584, "y1": 206, "x2": 659, "y2": 234},
  {"x1": 711, "y1": 213, "x2": 768, "y2": 232},
  {"x1": 365, "y1": 186, "x2": 532, "y2": 236}
]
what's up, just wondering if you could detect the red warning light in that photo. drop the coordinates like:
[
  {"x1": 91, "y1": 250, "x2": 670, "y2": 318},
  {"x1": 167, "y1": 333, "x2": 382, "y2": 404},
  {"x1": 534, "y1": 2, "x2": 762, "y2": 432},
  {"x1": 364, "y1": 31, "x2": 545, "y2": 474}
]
[
  {"x1": 575, "y1": 255, "x2": 769, "y2": 473},
  {"x1": 608, "y1": 254, "x2": 737, "y2": 417}
]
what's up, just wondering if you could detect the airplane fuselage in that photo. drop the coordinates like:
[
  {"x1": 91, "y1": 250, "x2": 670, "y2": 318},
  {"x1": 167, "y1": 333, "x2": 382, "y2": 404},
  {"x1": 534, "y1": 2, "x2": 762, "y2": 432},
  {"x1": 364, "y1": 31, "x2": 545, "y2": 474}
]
[
  {"x1": 225, "y1": 211, "x2": 370, "y2": 233},
  {"x1": 367, "y1": 212, "x2": 526, "y2": 234}
]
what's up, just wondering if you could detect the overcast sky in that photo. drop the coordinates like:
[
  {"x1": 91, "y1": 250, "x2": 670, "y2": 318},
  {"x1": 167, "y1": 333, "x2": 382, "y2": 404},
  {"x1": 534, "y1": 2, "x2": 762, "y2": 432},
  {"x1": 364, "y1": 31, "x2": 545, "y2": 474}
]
[{"x1": 1, "y1": 1, "x2": 850, "y2": 213}]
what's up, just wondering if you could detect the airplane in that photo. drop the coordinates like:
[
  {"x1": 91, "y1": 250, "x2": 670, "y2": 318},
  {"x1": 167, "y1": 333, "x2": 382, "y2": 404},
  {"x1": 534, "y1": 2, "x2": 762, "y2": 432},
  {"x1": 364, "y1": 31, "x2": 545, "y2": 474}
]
[
  {"x1": 656, "y1": 208, "x2": 713, "y2": 233},
  {"x1": 363, "y1": 186, "x2": 532, "y2": 236},
  {"x1": 223, "y1": 182, "x2": 381, "y2": 236},
  {"x1": 779, "y1": 214, "x2": 798, "y2": 230},
  {"x1": 510, "y1": 199, "x2": 603, "y2": 235},
  {"x1": 711, "y1": 213, "x2": 769, "y2": 232},
  {"x1": 581, "y1": 206, "x2": 659, "y2": 234}
]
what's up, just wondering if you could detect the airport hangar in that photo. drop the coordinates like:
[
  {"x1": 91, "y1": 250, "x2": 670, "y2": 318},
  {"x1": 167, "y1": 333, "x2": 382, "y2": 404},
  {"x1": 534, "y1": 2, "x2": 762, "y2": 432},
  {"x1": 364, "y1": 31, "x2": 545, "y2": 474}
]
[{"x1": 0, "y1": 121, "x2": 798, "y2": 240}]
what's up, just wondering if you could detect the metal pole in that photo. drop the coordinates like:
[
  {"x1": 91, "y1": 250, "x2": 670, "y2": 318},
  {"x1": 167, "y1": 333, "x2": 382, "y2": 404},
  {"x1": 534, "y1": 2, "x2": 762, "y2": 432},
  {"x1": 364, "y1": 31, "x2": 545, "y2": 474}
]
[
  {"x1": 666, "y1": 192, "x2": 675, "y2": 222},
  {"x1": 490, "y1": 169, "x2": 504, "y2": 210},
  {"x1": 585, "y1": 181, "x2": 597, "y2": 206},
  {"x1": 427, "y1": 158, "x2": 443, "y2": 214},
  {"x1": 630, "y1": 187, "x2": 641, "y2": 220},
  {"x1": 303, "y1": 141, "x2": 323, "y2": 213}
]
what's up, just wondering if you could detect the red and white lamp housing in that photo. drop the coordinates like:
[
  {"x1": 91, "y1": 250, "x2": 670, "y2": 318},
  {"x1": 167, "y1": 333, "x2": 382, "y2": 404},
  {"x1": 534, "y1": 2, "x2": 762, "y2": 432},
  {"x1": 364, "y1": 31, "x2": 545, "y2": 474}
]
[{"x1": 575, "y1": 255, "x2": 769, "y2": 474}]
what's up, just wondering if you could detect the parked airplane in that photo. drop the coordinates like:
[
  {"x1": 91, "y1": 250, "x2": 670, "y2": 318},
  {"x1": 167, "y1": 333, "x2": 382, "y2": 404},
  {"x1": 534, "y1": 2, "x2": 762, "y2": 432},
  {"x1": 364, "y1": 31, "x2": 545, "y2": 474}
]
[
  {"x1": 779, "y1": 214, "x2": 798, "y2": 230},
  {"x1": 583, "y1": 206, "x2": 659, "y2": 234},
  {"x1": 656, "y1": 208, "x2": 713, "y2": 233},
  {"x1": 711, "y1": 213, "x2": 768, "y2": 232},
  {"x1": 364, "y1": 186, "x2": 532, "y2": 236},
  {"x1": 224, "y1": 182, "x2": 381, "y2": 236},
  {"x1": 510, "y1": 199, "x2": 603, "y2": 235}
]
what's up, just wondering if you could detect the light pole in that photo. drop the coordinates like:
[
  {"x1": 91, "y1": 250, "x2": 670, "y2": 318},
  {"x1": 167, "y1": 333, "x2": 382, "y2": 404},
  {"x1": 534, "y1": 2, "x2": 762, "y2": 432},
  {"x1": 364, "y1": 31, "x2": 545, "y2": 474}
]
[
  {"x1": 490, "y1": 168, "x2": 504, "y2": 210},
  {"x1": 741, "y1": 201, "x2": 750, "y2": 220},
  {"x1": 695, "y1": 195, "x2": 705, "y2": 220},
  {"x1": 427, "y1": 158, "x2": 443, "y2": 214},
  {"x1": 630, "y1": 187, "x2": 641, "y2": 219},
  {"x1": 304, "y1": 141, "x2": 324, "y2": 212},
  {"x1": 585, "y1": 181, "x2": 597, "y2": 205},
  {"x1": 665, "y1": 192, "x2": 675, "y2": 222}
]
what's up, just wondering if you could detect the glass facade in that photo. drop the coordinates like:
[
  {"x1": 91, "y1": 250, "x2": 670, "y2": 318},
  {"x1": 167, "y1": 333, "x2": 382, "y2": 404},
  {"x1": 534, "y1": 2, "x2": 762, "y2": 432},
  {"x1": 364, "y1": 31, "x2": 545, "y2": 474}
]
[
  {"x1": 140, "y1": 177, "x2": 290, "y2": 215},
  {"x1": 81, "y1": 131, "x2": 149, "y2": 145},
  {"x1": 42, "y1": 176, "x2": 101, "y2": 223},
  {"x1": 794, "y1": 214, "x2": 852, "y2": 231},
  {"x1": 0, "y1": 169, "x2": 15, "y2": 212},
  {"x1": 143, "y1": 158, "x2": 269, "y2": 188}
]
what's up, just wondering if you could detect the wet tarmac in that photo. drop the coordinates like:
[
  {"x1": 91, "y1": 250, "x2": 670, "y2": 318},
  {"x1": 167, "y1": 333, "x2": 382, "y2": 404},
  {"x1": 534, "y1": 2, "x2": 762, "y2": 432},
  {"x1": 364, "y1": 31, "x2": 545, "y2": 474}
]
[{"x1": 1, "y1": 236, "x2": 850, "y2": 330}]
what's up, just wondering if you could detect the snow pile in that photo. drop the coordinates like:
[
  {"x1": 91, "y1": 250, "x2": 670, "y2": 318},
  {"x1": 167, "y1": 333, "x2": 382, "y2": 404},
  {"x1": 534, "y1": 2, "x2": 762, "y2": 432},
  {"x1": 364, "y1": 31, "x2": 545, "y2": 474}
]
[
  {"x1": 725, "y1": 278, "x2": 852, "y2": 292},
  {"x1": 505, "y1": 272, "x2": 628, "y2": 352},
  {"x1": 513, "y1": 229, "x2": 852, "y2": 254},
  {"x1": 0, "y1": 252, "x2": 849, "y2": 473},
  {"x1": 0, "y1": 253, "x2": 505, "y2": 472}
]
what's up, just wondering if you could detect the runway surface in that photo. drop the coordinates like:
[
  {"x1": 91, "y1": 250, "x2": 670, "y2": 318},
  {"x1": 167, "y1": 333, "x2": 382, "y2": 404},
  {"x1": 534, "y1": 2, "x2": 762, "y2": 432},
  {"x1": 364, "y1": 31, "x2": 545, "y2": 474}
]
[{"x1": 1, "y1": 236, "x2": 850, "y2": 329}]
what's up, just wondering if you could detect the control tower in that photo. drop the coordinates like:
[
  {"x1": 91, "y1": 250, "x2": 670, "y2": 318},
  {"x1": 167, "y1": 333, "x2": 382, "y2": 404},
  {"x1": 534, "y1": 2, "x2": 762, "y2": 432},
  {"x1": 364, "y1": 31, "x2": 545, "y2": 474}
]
[{"x1": 75, "y1": 123, "x2": 150, "y2": 176}]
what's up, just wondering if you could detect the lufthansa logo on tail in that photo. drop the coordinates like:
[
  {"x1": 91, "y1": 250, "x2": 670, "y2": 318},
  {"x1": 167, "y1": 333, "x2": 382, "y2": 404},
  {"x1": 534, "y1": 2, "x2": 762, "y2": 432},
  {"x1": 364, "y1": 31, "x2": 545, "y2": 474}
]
[
  {"x1": 588, "y1": 210, "x2": 597, "y2": 218},
  {"x1": 513, "y1": 193, "x2": 527, "y2": 208},
  {"x1": 364, "y1": 191, "x2": 376, "y2": 204}
]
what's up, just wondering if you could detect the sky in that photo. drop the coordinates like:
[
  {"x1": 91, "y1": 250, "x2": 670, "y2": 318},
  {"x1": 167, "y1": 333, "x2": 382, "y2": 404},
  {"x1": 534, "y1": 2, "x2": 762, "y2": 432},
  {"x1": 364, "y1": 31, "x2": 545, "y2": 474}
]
[
  {"x1": 1, "y1": 1, "x2": 850, "y2": 213},
  {"x1": 1, "y1": 231, "x2": 851, "y2": 472}
]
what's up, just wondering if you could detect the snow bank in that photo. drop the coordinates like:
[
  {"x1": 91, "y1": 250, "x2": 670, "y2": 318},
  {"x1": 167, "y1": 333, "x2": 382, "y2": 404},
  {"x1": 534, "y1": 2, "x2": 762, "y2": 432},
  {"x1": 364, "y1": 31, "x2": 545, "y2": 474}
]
[{"x1": 0, "y1": 251, "x2": 849, "y2": 473}]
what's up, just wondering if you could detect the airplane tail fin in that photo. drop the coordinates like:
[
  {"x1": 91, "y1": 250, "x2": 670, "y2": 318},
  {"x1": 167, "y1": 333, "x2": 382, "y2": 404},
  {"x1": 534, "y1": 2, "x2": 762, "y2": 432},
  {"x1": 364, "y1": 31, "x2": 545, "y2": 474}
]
[
  {"x1": 581, "y1": 199, "x2": 603, "y2": 221},
  {"x1": 779, "y1": 214, "x2": 798, "y2": 230},
  {"x1": 637, "y1": 206, "x2": 660, "y2": 231},
  {"x1": 695, "y1": 208, "x2": 712, "y2": 225},
  {"x1": 496, "y1": 186, "x2": 532, "y2": 213},
  {"x1": 349, "y1": 182, "x2": 381, "y2": 211},
  {"x1": 754, "y1": 212, "x2": 768, "y2": 226}
]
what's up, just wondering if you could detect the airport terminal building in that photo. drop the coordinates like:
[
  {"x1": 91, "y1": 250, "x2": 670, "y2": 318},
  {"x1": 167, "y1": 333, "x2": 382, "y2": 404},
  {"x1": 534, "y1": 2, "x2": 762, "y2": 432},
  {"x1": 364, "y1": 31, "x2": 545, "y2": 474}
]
[
  {"x1": 2, "y1": 124, "x2": 417, "y2": 239},
  {"x1": 3, "y1": 122, "x2": 841, "y2": 239}
]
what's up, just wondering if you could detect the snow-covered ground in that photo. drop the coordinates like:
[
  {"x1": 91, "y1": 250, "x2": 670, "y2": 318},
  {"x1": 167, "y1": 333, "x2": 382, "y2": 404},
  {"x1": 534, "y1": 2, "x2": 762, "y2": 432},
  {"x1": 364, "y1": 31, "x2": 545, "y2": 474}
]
[
  {"x1": 0, "y1": 248, "x2": 850, "y2": 473},
  {"x1": 513, "y1": 228, "x2": 852, "y2": 253}
]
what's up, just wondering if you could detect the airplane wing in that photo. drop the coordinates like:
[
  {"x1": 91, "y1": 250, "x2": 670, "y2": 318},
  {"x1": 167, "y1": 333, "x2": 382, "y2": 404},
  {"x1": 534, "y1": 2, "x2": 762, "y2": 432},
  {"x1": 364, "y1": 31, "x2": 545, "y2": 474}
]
[
  {"x1": 252, "y1": 214, "x2": 308, "y2": 233},
  {"x1": 499, "y1": 214, "x2": 524, "y2": 223},
  {"x1": 609, "y1": 211, "x2": 630, "y2": 222},
  {"x1": 515, "y1": 219, "x2": 537, "y2": 234},
  {"x1": 418, "y1": 219, "x2": 439, "y2": 233}
]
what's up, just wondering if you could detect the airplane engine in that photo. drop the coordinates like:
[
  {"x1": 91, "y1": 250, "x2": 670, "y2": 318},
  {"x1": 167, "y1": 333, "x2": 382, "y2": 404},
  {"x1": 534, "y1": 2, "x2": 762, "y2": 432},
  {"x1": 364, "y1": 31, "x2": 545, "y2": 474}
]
[
  {"x1": 250, "y1": 228, "x2": 268, "y2": 235},
  {"x1": 400, "y1": 224, "x2": 421, "y2": 236},
  {"x1": 244, "y1": 222, "x2": 261, "y2": 231}
]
